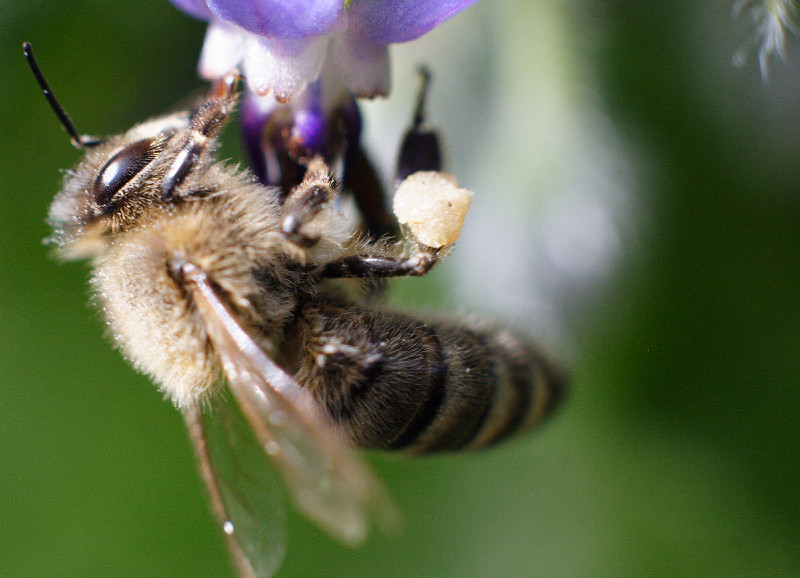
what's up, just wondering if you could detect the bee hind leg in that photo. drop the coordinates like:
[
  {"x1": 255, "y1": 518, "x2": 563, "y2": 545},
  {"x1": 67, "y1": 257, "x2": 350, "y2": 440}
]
[
  {"x1": 343, "y1": 141, "x2": 399, "y2": 241},
  {"x1": 319, "y1": 244, "x2": 445, "y2": 280}
]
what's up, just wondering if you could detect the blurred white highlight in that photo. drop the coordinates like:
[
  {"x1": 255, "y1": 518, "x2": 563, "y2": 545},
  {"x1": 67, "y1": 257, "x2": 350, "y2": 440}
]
[{"x1": 733, "y1": 0, "x2": 799, "y2": 79}]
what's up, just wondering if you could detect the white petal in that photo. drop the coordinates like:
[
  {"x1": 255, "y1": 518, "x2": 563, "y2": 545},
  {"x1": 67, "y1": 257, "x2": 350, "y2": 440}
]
[
  {"x1": 243, "y1": 34, "x2": 329, "y2": 103},
  {"x1": 246, "y1": 90, "x2": 281, "y2": 117},
  {"x1": 330, "y1": 35, "x2": 390, "y2": 98},
  {"x1": 198, "y1": 19, "x2": 245, "y2": 80}
]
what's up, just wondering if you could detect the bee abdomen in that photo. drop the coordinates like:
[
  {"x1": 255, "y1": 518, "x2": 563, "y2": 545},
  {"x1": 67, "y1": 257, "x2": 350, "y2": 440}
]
[
  {"x1": 398, "y1": 323, "x2": 566, "y2": 453},
  {"x1": 291, "y1": 303, "x2": 565, "y2": 453}
]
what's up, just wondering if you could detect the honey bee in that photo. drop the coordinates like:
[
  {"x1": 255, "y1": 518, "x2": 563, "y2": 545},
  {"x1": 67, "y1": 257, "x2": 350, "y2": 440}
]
[{"x1": 26, "y1": 43, "x2": 565, "y2": 577}]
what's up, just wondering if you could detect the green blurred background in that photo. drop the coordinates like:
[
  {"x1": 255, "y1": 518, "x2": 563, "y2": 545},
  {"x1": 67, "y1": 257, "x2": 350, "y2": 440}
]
[{"x1": 2, "y1": 0, "x2": 800, "y2": 576}]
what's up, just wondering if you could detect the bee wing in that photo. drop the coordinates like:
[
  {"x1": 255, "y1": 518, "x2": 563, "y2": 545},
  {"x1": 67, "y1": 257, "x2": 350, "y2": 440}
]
[
  {"x1": 185, "y1": 400, "x2": 287, "y2": 578},
  {"x1": 181, "y1": 261, "x2": 399, "y2": 548}
]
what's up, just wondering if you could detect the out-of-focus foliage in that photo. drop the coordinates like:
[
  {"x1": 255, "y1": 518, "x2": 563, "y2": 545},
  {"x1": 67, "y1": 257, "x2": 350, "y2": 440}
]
[{"x1": 1, "y1": 1, "x2": 799, "y2": 576}]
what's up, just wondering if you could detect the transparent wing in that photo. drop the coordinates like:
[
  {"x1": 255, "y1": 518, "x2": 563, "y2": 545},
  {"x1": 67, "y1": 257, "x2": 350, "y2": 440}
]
[
  {"x1": 185, "y1": 400, "x2": 286, "y2": 578},
  {"x1": 181, "y1": 261, "x2": 399, "y2": 549}
]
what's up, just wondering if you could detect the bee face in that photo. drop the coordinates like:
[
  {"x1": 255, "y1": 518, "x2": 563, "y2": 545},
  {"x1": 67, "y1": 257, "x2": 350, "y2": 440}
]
[
  {"x1": 48, "y1": 92, "x2": 239, "y2": 259},
  {"x1": 48, "y1": 116, "x2": 178, "y2": 249}
]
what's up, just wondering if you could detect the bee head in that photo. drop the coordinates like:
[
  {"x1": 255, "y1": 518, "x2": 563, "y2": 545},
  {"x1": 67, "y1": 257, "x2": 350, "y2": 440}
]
[
  {"x1": 24, "y1": 43, "x2": 241, "y2": 258},
  {"x1": 46, "y1": 102, "x2": 233, "y2": 258}
]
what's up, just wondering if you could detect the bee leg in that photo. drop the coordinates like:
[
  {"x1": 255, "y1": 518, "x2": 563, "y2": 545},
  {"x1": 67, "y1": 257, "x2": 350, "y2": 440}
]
[
  {"x1": 337, "y1": 98, "x2": 399, "y2": 241},
  {"x1": 395, "y1": 66, "x2": 442, "y2": 185},
  {"x1": 162, "y1": 76, "x2": 239, "y2": 200},
  {"x1": 343, "y1": 140, "x2": 399, "y2": 241},
  {"x1": 323, "y1": 68, "x2": 445, "y2": 286},
  {"x1": 339, "y1": 67, "x2": 441, "y2": 243},
  {"x1": 320, "y1": 244, "x2": 444, "y2": 279},
  {"x1": 280, "y1": 157, "x2": 336, "y2": 248}
]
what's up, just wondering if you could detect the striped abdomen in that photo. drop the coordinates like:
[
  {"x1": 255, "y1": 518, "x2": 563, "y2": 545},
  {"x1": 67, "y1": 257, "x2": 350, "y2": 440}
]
[{"x1": 287, "y1": 301, "x2": 566, "y2": 453}]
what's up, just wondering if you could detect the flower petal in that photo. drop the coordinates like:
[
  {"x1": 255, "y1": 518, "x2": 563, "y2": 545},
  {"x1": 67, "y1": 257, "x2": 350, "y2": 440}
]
[
  {"x1": 347, "y1": 0, "x2": 481, "y2": 43},
  {"x1": 198, "y1": 19, "x2": 245, "y2": 80},
  {"x1": 206, "y1": 0, "x2": 344, "y2": 39},
  {"x1": 330, "y1": 35, "x2": 390, "y2": 98},
  {"x1": 169, "y1": 0, "x2": 213, "y2": 20},
  {"x1": 243, "y1": 34, "x2": 329, "y2": 102}
]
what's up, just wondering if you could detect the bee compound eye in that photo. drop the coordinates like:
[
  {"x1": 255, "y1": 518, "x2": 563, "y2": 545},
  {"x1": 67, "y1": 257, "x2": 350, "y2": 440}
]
[{"x1": 92, "y1": 139, "x2": 157, "y2": 208}]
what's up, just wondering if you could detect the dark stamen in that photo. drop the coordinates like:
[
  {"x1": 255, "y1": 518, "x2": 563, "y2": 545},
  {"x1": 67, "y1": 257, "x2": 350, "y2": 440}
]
[{"x1": 412, "y1": 65, "x2": 432, "y2": 129}]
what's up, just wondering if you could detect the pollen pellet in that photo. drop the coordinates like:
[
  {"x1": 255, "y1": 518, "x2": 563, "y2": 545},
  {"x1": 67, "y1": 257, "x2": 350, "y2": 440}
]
[{"x1": 392, "y1": 171, "x2": 473, "y2": 248}]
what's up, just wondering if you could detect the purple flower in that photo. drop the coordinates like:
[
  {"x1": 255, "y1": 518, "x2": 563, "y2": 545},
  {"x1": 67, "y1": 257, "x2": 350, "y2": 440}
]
[
  {"x1": 170, "y1": 0, "x2": 480, "y2": 102},
  {"x1": 170, "y1": 0, "x2": 478, "y2": 189}
]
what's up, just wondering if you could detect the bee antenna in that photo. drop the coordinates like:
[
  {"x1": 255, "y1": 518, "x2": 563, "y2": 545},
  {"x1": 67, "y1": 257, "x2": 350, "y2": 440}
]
[
  {"x1": 412, "y1": 65, "x2": 432, "y2": 130},
  {"x1": 23, "y1": 42, "x2": 101, "y2": 149}
]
